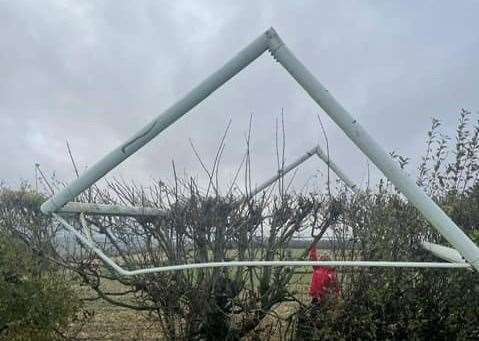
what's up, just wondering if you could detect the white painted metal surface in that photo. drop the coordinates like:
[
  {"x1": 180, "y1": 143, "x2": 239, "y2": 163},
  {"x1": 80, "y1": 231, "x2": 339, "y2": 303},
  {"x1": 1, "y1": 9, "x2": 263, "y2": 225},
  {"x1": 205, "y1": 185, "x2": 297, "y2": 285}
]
[
  {"x1": 421, "y1": 241, "x2": 466, "y2": 263},
  {"x1": 57, "y1": 202, "x2": 163, "y2": 217},
  {"x1": 54, "y1": 213, "x2": 471, "y2": 277}
]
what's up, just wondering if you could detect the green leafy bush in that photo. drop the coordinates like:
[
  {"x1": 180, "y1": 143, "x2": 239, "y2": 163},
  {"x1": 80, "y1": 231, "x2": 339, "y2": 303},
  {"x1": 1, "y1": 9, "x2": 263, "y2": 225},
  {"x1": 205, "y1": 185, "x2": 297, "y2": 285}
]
[
  {"x1": 0, "y1": 186, "x2": 82, "y2": 340},
  {"x1": 295, "y1": 110, "x2": 479, "y2": 340}
]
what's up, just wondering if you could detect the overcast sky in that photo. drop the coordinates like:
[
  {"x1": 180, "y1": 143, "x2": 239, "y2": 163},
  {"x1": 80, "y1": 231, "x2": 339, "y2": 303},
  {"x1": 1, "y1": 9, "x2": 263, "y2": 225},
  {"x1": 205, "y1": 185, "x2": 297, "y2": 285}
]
[{"x1": 1, "y1": 1, "x2": 478, "y2": 195}]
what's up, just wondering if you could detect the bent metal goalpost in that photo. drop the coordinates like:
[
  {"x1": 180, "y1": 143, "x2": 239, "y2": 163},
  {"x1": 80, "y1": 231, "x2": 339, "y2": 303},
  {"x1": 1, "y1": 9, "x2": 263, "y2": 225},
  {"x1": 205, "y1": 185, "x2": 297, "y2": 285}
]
[{"x1": 41, "y1": 27, "x2": 479, "y2": 274}]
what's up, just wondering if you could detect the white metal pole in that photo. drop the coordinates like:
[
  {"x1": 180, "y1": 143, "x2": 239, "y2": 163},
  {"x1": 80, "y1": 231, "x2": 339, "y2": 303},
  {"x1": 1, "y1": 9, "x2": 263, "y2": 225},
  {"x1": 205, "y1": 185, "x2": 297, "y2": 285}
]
[
  {"x1": 315, "y1": 145, "x2": 358, "y2": 192},
  {"x1": 41, "y1": 30, "x2": 272, "y2": 215},
  {"x1": 54, "y1": 213, "x2": 471, "y2": 277},
  {"x1": 57, "y1": 202, "x2": 163, "y2": 217},
  {"x1": 247, "y1": 146, "x2": 318, "y2": 199},
  {"x1": 421, "y1": 241, "x2": 466, "y2": 263},
  {"x1": 267, "y1": 29, "x2": 479, "y2": 271},
  {"x1": 54, "y1": 213, "x2": 128, "y2": 275},
  {"x1": 123, "y1": 260, "x2": 471, "y2": 275}
]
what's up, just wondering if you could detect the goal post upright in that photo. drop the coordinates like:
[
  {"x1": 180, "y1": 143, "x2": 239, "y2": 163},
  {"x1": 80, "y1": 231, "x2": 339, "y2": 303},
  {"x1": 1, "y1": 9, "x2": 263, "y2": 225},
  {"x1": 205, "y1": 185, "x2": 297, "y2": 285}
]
[{"x1": 265, "y1": 28, "x2": 479, "y2": 271}]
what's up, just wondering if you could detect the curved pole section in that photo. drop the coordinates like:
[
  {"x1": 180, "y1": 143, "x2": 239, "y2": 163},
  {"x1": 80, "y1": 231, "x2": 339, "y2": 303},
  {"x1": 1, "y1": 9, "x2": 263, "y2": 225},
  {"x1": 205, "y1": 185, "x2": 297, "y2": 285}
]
[
  {"x1": 41, "y1": 30, "x2": 271, "y2": 215},
  {"x1": 315, "y1": 145, "x2": 358, "y2": 193},
  {"x1": 54, "y1": 213, "x2": 471, "y2": 277},
  {"x1": 267, "y1": 29, "x2": 479, "y2": 271}
]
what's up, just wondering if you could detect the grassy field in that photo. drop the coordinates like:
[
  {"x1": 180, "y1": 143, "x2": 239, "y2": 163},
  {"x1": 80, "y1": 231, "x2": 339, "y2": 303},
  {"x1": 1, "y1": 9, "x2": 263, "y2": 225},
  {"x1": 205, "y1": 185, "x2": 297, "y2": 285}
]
[{"x1": 72, "y1": 279, "x2": 160, "y2": 340}]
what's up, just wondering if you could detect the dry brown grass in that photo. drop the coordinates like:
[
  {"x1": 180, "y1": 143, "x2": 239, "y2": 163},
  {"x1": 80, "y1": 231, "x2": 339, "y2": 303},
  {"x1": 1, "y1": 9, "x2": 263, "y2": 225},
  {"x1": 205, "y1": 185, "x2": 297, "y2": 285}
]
[
  {"x1": 69, "y1": 249, "x2": 335, "y2": 340},
  {"x1": 71, "y1": 279, "x2": 164, "y2": 340}
]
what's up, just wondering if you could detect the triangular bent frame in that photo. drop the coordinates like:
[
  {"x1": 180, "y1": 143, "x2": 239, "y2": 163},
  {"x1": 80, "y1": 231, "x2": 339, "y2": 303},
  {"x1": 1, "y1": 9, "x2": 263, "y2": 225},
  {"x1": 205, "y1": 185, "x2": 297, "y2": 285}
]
[
  {"x1": 247, "y1": 144, "x2": 357, "y2": 201},
  {"x1": 41, "y1": 28, "x2": 479, "y2": 272},
  {"x1": 54, "y1": 144, "x2": 353, "y2": 216}
]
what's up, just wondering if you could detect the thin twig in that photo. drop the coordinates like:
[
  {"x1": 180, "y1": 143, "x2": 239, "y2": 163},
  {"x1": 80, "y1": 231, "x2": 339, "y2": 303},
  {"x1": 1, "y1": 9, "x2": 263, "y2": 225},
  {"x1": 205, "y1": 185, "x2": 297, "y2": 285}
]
[
  {"x1": 317, "y1": 114, "x2": 331, "y2": 198},
  {"x1": 66, "y1": 140, "x2": 80, "y2": 178}
]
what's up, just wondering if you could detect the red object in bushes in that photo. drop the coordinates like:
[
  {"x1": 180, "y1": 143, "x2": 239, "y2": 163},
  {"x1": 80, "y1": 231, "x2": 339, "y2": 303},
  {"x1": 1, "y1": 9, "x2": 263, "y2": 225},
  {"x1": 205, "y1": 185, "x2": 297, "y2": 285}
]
[{"x1": 308, "y1": 245, "x2": 339, "y2": 300}]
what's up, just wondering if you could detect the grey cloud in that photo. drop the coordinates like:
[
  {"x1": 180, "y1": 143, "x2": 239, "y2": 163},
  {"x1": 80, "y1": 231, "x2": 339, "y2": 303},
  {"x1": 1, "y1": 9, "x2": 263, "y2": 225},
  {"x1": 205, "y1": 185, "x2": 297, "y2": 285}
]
[{"x1": 1, "y1": 0, "x2": 478, "y2": 194}]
